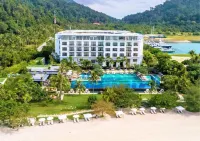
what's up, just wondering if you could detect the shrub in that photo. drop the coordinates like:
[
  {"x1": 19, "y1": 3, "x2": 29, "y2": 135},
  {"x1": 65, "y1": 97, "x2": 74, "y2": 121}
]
[
  {"x1": 148, "y1": 91, "x2": 177, "y2": 109},
  {"x1": 88, "y1": 95, "x2": 97, "y2": 105}
]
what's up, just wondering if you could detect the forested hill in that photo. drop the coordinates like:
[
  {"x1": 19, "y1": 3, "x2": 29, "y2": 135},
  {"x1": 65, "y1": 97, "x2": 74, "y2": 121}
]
[
  {"x1": 0, "y1": 0, "x2": 116, "y2": 34},
  {"x1": 122, "y1": 0, "x2": 200, "y2": 25},
  {"x1": 0, "y1": 0, "x2": 117, "y2": 68}
]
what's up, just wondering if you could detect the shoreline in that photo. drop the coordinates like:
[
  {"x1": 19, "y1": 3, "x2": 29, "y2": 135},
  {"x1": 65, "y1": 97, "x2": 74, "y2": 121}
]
[{"x1": 1, "y1": 111, "x2": 200, "y2": 141}]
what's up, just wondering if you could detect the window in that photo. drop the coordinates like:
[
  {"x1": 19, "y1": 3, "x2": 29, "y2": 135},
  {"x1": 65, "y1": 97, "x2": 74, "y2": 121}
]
[
  {"x1": 106, "y1": 48, "x2": 110, "y2": 51},
  {"x1": 133, "y1": 48, "x2": 138, "y2": 51},
  {"x1": 91, "y1": 42, "x2": 96, "y2": 46},
  {"x1": 84, "y1": 52, "x2": 89, "y2": 56},
  {"x1": 91, "y1": 52, "x2": 96, "y2": 57},
  {"x1": 69, "y1": 36, "x2": 75, "y2": 40},
  {"x1": 105, "y1": 36, "x2": 111, "y2": 40},
  {"x1": 133, "y1": 36, "x2": 138, "y2": 40},
  {"x1": 113, "y1": 53, "x2": 117, "y2": 57},
  {"x1": 98, "y1": 52, "x2": 103, "y2": 56},
  {"x1": 106, "y1": 53, "x2": 110, "y2": 57},
  {"x1": 62, "y1": 47, "x2": 67, "y2": 51},
  {"x1": 97, "y1": 36, "x2": 104, "y2": 40},
  {"x1": 69, "y1": 52, "x2": 74, "y2": 56},
  {"x1": 133, "y1": 59, "x2": 137, "y2": 62},
  {"x1": 98, "y1": 42, "x2": 104, "y2": 46},
  {"x1": 120, "y1": 43, "x2": 125, "y2": 46},
  {"x1": 127, "y1": 53, "x2": 131, "y2": 57},
  {"x1": 119, "y1": 36, "x2": 125, "y2": 40},
  {"x1": 62, "y1": 42, "x2": 67, "y2": 45},
  {"x1": 126, "y1": 36, "x2": 132, "y2": 40},
  {"x1": 106, "y1": 42, "x2": 111, "y2": 46},
  {"x1": 62, "y1": 53, "x2": 67, "y2": 56},
  {"x1": 76, "y1": 36, "x2": 82, "y2": 40},
  {"x1": 91, "y1": 47, "x2": 96, "y2": 51},
  {"x1": 134, "y1": 42, "x2": 138, "y2": 46},
  {"x1": 113, "y1": 36, "x2": 118, "y2": 40},
  {"x1": 90, "y1": 36, "x2": 94, "y2": 40},
  {"x1": 98, "y1": 47, "x2": 103, "y2": 51},
  {"x1": 69, "y1": 47, "x2": 74, "y2": 51},
  {"x1": 84, "y1": 47, "x2": 89, "y2": 51},
  {"x1": 133, "y1": 53, "x2": 138, "y2": 56},
  {"x1": 77, "y1": 52, "x2": 82, "y2": 57},
  {"x1": 77, "y1": 47, "x2": 82, "y2": 51},
  {"x1": 91, "y1": 60, "x2": 96, "y2": 63},
  {"x1": 77, "y1": 41, "x2": 82, "y2": 46},
  {"x1": 69, "y1": 41, "x2": 74, "y2": 46},
  {"x1": 83, "y1": 36, "x2": 90, "y2": 40},
  {"x1": 120, "y1": 48, "x2": 124, "y2": 51},
  {"x1": 113, "y1": 48, "x2": 117, "y2": 51},
  {"x1": 113, "y1": 42, "x2": 118, "y2": 46},
  {"x1": 84, "y1": 42, "x2": 89, "y2": 46},
  {"x1": 120, "y1": 53, "x2": 124, "y2": 57},
  {"x1": 127, "y1": 47, "x2": 131, "y2": 51},
  {"x1": 127, "y1": 42, "x2": 132, "y2": 46}
]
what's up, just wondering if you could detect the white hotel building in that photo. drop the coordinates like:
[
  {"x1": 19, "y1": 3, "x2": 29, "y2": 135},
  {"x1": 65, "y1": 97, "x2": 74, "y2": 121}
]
[{"x1": 55, "y1": 30, "x2": 143, "y2": 67}]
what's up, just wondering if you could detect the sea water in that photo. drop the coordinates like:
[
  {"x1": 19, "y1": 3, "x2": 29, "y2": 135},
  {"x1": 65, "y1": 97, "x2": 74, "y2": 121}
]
[{"x1": 169, "y1": 43, "x2": 200, "y2": 54}]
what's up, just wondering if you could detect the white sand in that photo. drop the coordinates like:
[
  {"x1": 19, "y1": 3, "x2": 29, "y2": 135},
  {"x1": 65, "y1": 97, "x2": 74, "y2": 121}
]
[
  {"x1": 1, "y1": 112, "x2": 200, "y2": 141},
  {"x1": 171, "y1": 56, "x2": 191, "y2": 63}
]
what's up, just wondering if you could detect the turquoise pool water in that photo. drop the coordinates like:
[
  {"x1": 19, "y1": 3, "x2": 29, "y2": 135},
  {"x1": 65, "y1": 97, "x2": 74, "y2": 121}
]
[{"x1": 71, "y1": 74, "x2": 160, "y2": 90}]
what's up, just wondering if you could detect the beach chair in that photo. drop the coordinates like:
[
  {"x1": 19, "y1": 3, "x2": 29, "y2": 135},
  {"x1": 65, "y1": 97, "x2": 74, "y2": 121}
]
[
  {"x1": 139, "y1": 108, "x2": 145, "y2": 115},
  {"x1": 73, "y1": 114, "x2": 80, "y2": 123},
  {"x1": 28, "y1": 118, "x2": 36, "y2": 126},
  {"x1": 47, "y1": 117, "x2": 54, "y2": 125},
  {"x1": 115, "y1": 111, "x2": 124, "y2": 118},
  {"x1": 39, "y1": 118, "x2": 46, "y2": 126},
  {"x1": 176, "y1": 106, "x2": 185, "y2": 114},
  {"x1": 83, "y1": 113, "x2": 93, "y2": 121},
  {"x1": 58, "y1": 115, "x2": 67, "y2": 123},
  {"x1": 150, "y1": 107, "x2": 157, "y2": 114},
  {"x1": 129, "y1": 108, "x2": 137, "y2": 115},
  {"x1": 160, "y1": 108, "x2": 166, "y2": 113}
]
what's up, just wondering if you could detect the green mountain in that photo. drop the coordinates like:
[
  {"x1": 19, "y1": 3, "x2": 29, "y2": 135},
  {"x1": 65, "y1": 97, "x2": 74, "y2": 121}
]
[
  {"x1": 123, "y1": 0, "x2": 200, "y2": 25},
  {"x1": 0, "y1": 0, "x2": 117, "y2": 68}
]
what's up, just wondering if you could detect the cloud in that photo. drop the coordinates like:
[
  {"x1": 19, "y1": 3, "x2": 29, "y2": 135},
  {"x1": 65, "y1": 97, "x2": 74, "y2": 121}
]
[{"x1": 74, "y1": 0, "x2": 166, "y2": 19}]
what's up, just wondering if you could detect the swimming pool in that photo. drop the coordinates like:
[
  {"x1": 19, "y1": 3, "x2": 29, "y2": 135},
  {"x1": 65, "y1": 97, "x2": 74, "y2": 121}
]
[{"x1": 71, "y1": 74, "x2": 160, "y2": 90}]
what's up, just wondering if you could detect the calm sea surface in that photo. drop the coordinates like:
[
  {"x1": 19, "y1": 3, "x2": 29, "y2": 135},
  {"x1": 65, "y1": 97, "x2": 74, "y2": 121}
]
[{"x1": 168, "y1": 43, "x2": 200, "y2": 54}]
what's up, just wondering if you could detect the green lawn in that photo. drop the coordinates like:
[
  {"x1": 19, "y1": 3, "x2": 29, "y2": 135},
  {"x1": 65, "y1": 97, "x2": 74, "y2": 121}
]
[
  {"x1": 140, "y1": 94, "x2": 153, "y2": 100},
  {"x1": 170, "y1": 54, "x2": 191, "y2": 57},
  {"x1": 29, "y1": 95, "x2": 102, "y2": 116}
]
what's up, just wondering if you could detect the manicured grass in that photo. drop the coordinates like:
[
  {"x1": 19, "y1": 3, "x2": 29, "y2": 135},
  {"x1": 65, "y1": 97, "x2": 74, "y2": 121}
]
[
  {"x1": 29, "y1": 95, "x2": 102, "y2": 116},
  {"x1": 165, "y1": 35, "x2": 200, "y2": 41},
  {"x1": 170, "y1": 54, "x2": 191, "y2": 57},
  {"x1": 140, "y1": 94, "x2": 153, "y2": 100}
]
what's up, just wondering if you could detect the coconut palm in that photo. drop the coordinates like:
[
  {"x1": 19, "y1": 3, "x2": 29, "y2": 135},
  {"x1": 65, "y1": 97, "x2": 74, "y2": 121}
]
[
  {"x1": 75, "y1": 80, "x2": 86, "y2": 95},
  {"x1": 116, "y1": 57, "x2": 122, "y2": 68},
  {"x1": 80, "y1": 59, "x2": 92, "y2": 70},
  {"x1": 97, "y1": 56, "x2": 105, "y2": 66},
  {"x1": 149, "y1": 80, "x2": 157, "y2": 93},
  {"x1": 189, "y1": 50, "x2": 196, "y2": 58},
  {"x1": 89, "y1": 71, "x2": 100, "y2": 93}
]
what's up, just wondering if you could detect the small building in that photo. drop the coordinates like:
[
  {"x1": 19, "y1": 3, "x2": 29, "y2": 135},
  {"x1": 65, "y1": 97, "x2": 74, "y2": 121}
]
[
  {"x1": 27, "y1": 65, "x2": 59, "y2": 75},
  {"x1": 32, "y1": 74, "x2": 49, "y2": 82}
]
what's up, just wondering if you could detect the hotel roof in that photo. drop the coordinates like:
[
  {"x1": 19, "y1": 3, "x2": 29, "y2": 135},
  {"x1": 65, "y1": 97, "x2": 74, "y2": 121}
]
[{"x1": 56, "y1": 30, "x2": 142, "y2": 36}]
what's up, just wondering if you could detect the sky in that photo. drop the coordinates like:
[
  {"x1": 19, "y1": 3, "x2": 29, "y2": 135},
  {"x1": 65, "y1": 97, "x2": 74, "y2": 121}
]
[{"x1": 74, "y1": 0, "x2": 166, "y2": 19}]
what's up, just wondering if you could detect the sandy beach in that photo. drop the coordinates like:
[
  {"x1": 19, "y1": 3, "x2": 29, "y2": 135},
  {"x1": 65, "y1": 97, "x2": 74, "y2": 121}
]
[
  {"x1": 171, "y1": 56, "x2": 191, "y2": 63},
  {"x1": 1, "y1": 112, "x2": 200, "y2": 141}
]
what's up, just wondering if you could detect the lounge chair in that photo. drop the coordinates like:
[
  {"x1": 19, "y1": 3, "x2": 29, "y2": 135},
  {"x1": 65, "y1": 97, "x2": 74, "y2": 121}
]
[
  {"x1": 158, "y1": 89, "x2": 164, "y2": 94},
  {"x1": 144, "y1": 89, "x2": 150, "y2": 94},
  {"x1": 73, "y1": 114, "x2": 80, "y2": 123},
  {"x1": 129, "y1": 108, "x2": 137, "y2": 115},
  {"x1": 139, "y1": 108, "x2": 145, "y2": 115},
  {"x1": 58, "y1": 115, "x2": 67, "y2": 123},
  {"x1": 28, "y1": 118, "x2": 36, "y2": 126},
  {"x1": 83, "y1": 113, "x2": 93, "y2": 121},
  {"x1": 150, "y1": 107, "x2": 157, "y2": 114},
  {"x1": 160, "y1": 108, "x2": 166, "y2": 113},
  {"x1": 39, "y1": 118, "x2": 46, "y2": 126},
  {"x1": 176, "y1": 106, "x2": 185, "y2": 114},
  {"x1": 115, "y1": 111, "x2": 124, "y2": 118},
  {"x1": 47, "y1": 117, "x2": 54, "y2": 125}
]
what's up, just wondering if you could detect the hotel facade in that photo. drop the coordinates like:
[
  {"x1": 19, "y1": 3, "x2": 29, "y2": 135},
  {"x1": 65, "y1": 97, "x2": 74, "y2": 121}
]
[{"x1": 55, "y1": 30, "x2": 143, "y2": 67}]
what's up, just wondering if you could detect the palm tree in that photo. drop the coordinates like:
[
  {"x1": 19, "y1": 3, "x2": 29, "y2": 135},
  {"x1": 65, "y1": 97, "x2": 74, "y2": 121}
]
[
  {"x1": 75, "y1": 80, "x2": 86, "y2": 95},
  {"x1": 97, "y1": 56, "x2": 105, "y2": 66},
  {"x1": 149, "y1": 80, "x2": 157, "y2": 93},
  {"x1": 189, "y1": 50, "x2": 196, "y2": 58},
  {"x1": 116, "y1": 57, "x2": 121, "y2": 68},
  {"x1": 80, "y1": 59, "x2": 92, "y2": 70},
  {"x1": 89, "y1": 71, "x2": 100, "y2": 93}
]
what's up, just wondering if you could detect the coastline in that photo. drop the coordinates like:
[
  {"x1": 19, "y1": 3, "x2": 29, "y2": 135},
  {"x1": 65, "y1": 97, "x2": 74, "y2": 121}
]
[{"x1": 1, "y1": 111, "x2": 200, "y2": 141}]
